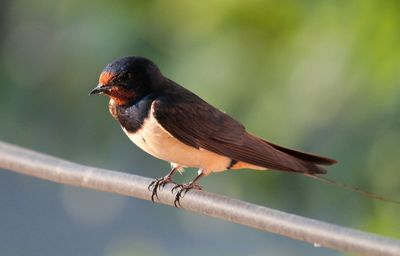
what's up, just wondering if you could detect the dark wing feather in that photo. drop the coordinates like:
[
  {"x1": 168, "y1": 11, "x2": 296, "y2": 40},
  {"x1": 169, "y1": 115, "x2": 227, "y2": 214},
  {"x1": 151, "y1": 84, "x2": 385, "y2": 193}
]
[
  {"x1": 154, "y1": 81, "x2": 335, "y2": 174},
  {"x1": 154, "y1": 82, "x2": 246, "y2": 149},
  {"x1": 263, "y1": 140, "x2": 337, "y2": 165}
]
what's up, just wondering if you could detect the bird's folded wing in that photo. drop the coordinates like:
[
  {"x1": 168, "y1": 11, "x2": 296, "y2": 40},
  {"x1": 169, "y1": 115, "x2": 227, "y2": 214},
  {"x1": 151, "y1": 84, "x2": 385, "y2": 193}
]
[{"x1": 153, "y1": 83, "x2": 333, "y2": 174}]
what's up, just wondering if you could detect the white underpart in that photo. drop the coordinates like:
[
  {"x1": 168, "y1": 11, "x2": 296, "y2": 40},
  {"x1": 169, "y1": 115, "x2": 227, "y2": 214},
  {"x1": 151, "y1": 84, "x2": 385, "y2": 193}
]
[{"x1": 122, "y1": 102, "x2": 231, "y2": 175}]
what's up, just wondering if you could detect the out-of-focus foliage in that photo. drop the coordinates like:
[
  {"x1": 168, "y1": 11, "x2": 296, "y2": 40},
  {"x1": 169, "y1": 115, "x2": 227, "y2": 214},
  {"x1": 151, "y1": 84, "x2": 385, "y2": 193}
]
[{"x1": 1, "y1": 1, "x2": 399, "y2": 255}]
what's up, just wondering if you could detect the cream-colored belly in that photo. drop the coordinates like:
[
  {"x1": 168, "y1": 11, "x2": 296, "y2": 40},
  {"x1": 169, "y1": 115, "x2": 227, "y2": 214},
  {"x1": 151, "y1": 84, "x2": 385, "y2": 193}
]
[{"x1": 122, "y1": 104, "x2": 232, "y2": 174}]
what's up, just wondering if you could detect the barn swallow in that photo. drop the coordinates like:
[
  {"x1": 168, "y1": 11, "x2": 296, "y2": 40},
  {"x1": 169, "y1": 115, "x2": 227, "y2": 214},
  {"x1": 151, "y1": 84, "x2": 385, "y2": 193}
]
[{"x1": 90, "y1": 56, "x2": 337, "y2": 206}]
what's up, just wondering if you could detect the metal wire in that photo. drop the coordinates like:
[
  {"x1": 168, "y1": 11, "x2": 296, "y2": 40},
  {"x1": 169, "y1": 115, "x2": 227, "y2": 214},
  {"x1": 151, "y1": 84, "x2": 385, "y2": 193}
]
[{"x1": 0, "y1": 140, "x2": 399, "y2": 256}]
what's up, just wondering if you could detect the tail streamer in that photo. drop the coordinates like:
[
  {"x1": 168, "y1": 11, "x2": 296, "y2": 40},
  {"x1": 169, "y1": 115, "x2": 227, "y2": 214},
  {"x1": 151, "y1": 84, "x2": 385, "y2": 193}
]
[{"x1": 304, "y1": 174, "x2": 400, "y2": 205}]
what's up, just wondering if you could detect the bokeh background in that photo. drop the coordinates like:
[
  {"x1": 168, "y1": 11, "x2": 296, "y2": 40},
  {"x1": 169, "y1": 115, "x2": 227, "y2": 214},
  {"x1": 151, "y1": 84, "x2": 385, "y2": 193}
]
[{"x1": 1, "y1": 1, "x2": 399, "y2": 255}]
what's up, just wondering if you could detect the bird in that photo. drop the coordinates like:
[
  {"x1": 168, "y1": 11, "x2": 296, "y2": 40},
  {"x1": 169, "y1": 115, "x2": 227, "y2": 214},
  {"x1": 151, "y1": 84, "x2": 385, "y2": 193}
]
[{"x1": 90, "y1": 56, "x2": 337, "y2": 206}]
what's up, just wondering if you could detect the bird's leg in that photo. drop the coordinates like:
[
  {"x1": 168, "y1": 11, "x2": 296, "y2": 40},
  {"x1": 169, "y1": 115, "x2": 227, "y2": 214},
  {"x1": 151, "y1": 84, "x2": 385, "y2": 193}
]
[
  {"x1": 172, "y1": 170, "x2": 205, "y2": 207},
  {"x1": 148, "y1": 165, "x2": 181, "y2": 202}
]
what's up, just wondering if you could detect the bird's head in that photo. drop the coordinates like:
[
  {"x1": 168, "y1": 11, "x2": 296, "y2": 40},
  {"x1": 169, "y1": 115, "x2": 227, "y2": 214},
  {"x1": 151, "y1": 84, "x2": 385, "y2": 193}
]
[{"x1": 90, "y1": 56, "x2": 164, "y2": 105}]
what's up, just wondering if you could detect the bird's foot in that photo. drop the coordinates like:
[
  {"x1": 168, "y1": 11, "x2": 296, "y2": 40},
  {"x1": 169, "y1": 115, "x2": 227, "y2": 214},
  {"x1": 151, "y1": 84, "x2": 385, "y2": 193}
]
[
  {"x1": 172, "y1": 182, "x2": 203, "y2": 207},
  {"x1": 148, "y1": 176, "x2": 174, "y2": 202}
]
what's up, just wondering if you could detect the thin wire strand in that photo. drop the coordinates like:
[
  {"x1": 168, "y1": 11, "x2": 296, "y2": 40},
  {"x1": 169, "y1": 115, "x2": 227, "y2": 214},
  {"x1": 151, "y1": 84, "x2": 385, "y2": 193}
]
[
  {"x1": 0, "y1": 141, "x2": 399, "y2": 256},
  {"x1": 304, "y1": 174, "x2": 400, "y2": 205}
]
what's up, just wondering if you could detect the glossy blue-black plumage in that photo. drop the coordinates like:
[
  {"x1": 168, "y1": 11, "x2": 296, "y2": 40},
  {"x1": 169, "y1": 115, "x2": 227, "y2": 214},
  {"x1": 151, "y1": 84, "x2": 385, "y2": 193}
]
[{"x1": 111, "y1": 94, "x2": 158, "y2": 133}]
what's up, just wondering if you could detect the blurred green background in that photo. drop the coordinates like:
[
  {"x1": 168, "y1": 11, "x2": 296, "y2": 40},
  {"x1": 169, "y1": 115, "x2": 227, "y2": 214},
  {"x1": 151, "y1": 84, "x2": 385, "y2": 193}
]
[{"x1": 1, "y1": 0, "x2": 399, "y2": 255}]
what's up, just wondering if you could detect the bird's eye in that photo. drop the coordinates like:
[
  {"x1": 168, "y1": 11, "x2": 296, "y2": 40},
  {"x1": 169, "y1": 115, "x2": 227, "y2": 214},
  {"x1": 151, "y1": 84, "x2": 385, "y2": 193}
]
[{"x1": 121, "y1": 72, "x2": 133, "y2": 81}]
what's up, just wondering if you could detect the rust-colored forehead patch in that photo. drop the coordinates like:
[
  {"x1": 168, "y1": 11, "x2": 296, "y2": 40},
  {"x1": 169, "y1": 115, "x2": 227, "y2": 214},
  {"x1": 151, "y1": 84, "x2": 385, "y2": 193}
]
[{"x1": 99, "y1": 71, "x2": 115, "y2": 85}]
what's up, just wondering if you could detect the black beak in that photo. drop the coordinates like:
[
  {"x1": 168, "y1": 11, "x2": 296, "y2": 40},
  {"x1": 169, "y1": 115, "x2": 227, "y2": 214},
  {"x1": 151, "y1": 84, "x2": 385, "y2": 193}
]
[{"x1": 89, "y1": 84, "x2": 112, "y2": 95}]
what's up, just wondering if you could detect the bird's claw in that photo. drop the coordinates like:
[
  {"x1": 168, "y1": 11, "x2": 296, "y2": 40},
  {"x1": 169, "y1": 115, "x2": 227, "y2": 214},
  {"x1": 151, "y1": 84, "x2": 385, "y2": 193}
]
[
  {"x1": 148, "y1": 177, "x2": 173, "y2": 202},
  {"x1": 172, "y1": 182, "x2": 202, "y2": 207}
]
